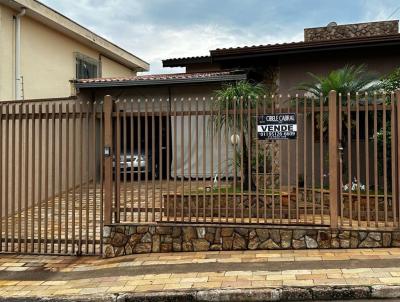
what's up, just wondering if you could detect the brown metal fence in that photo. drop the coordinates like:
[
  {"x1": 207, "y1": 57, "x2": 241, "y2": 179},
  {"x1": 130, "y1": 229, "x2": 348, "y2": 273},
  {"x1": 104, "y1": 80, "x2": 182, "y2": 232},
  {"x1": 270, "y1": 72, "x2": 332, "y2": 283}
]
[
  {"x1": 0, "y1": 98, "x2": 104, "y2": 255},
  {"x1": 0, "y1": 90, "x2": 399, "y2": 255},
  {"x1": 105, "y1": 94, "x2": 330, "y2": 226},
  {"x1": 105, "y1": 92, "x2": 400, "y2": 230},
  {"x1": 337, "y1": 92, "x2": 400, "y2": 229}
]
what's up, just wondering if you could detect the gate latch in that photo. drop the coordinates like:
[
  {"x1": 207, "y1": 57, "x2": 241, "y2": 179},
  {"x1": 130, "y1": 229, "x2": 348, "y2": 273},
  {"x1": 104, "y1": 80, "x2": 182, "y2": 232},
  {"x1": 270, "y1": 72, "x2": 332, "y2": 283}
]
[{"x1": 104, "y1": 146, "x2": 111, "y2": 157}]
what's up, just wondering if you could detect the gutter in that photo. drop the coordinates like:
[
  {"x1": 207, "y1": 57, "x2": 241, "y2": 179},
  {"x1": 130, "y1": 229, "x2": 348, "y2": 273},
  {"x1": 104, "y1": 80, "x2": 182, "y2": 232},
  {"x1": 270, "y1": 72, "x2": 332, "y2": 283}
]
[
  {"x1": 14, "y1": 7, "x2": 26, "y2": 100},
  {"x1": 73, "y1": 74, "x2": 247, "y2": 89}
]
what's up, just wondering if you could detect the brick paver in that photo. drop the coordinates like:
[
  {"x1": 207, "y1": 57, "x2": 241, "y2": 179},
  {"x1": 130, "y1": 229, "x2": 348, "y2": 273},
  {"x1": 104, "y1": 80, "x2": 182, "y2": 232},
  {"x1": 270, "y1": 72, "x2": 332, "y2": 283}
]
[{"x1": 0, "y1": 248, "x2": 398, "y2": 298}]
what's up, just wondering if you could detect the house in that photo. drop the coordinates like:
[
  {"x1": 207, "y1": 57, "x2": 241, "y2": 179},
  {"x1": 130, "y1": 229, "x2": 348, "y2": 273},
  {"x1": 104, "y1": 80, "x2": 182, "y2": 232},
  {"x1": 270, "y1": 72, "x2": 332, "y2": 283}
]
[
  {"x1": 74, "y1": 71, "x2": 247, "y2": 179},
  {"x1": 160, "y1": 20, "x2": 400, "y2": 186},
  {"x1": 162, "y1": 20, "x2": 400, "y2": 95},
  {"x1": 0, "y1": 0, "x2": 149, "y2": 101},
  {"x1": 73, "y1": 20, "x2": 400, "y2": 182}
]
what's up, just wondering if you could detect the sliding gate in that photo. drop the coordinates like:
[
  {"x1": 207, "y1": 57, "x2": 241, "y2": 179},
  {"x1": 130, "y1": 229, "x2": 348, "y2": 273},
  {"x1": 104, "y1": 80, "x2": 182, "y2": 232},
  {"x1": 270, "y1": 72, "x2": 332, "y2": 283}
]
[
  {"x1": 0, "y1": 99, "x2": 104, "y2": 255},
  {"x1": 105, "y1": 94, "x2": 333, "y2": 226}
]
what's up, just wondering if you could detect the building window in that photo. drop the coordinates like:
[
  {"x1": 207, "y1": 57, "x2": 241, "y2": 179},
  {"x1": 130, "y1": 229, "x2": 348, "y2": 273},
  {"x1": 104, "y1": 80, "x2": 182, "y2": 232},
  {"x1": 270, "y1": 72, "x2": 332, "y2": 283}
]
[{"x1": 75, "y1": 53, "x2": 100, "y2": 79}]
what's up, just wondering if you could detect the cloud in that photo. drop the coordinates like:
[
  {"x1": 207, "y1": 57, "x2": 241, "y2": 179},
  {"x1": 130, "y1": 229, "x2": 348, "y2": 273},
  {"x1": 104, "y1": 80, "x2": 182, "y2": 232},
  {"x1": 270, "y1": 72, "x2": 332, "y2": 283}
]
[
  {"x1": 361, "y1": 0, "x2": 400, "y2": 21},
  {"x1": 41, "y1": 0, "x2": 400, "y2": 74}
]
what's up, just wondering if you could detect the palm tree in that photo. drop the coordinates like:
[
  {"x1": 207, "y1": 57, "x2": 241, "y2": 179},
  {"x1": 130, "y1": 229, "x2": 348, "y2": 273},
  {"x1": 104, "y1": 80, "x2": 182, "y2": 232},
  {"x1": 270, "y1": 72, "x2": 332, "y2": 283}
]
[
  {"x1": 297, "y1": 64, "x2": 378, "y2": 98},
  {"x1": 210, "y1": 81, "x2": 268, "y2": 191},
  {"x1": 296, "y1": 65, "x2": 379, "y2": 140},
  {"x1": 296, "y1": 65, "x2": 380, "y2": 188}
]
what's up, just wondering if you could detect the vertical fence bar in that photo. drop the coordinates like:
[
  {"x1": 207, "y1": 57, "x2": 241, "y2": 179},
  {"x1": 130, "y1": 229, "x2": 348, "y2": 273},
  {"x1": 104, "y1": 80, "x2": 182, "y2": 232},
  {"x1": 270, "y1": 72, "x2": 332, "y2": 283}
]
[
  {"x1": 233, "y1": 97, "x2": 237, "y2": 222},
  {"x1": 180, "y1": 99, "x2": 185, "y2": 221},
  {"x1": 78, "y1": 102, "x2": 83, "y2": 254},
  {"x1": 137, "y1": 100, "x2": 142, "y2": 222},
  {"x1": 152, "y1": 100, "x2": 156, "y2": 222},
  {"x1": 103, "y1": 96, "x2": 113, "y2": 225},
  {"x1": 278, "y1": 95, "x2": 283, "y2": 224},
  {"x1": 365, "y1": 93, "x2": 370, "y2": 227},
  {"x1": 85, "y1": 102, "x2": 90, "y2": 254},
  {"x1": 321, "y1": 94, "x2": 326, "y2": 224},
  {"x1": 328, "y1": 90, "x2": 339, "y2": 229},
  {"x1": 4, "y1": 104, "x2": 9, "y2": 251},
  {"x1": 144, "y1": 100, "x2": 149, "y2": 222},
  {"x1": 17, "y1": 103, "x2": 23, "y2": 252},
  {"x1": 356, "y1": 93, "x2": 361, "y2": 226},
  {"x1": 295, "y1": 95, "x2": 299, "y2": 223},
  {"x1": 51, "y1": 103, "x2": 56, "y2": 253},
  {"x1": 396, "y1": 90, "x2": 400, "y2": 227},
  {"x1": 188, "y1": 99, "x2": 193, "y2": 222},
  {"x1": 57, "y1": 103, "x2": 63, "y2": 253},
  {"x1": 373, "y1": 93, "x2": 379, "y2": 227},
  {"x1": 247, "y1": 96, "x2": 252, "y2": 222},
  {"x1": 195, "y1": 98, "x2": 200, "y2": 222},
  {"x1": 202, "y1": 98, "x2": 206, "y2": 222},
  {"x1": 256, "y1": 97, "x2": 259, "y2": 223},
  {"x1": 303, "y1": 95, "x2": 307, "y2": 223},
  {"x1": 99, "y1": 101, "x2": 104, "y2": 254},
  {"x1": 347, "y1": 93, "x2": 353, "y2": 227},
  {"x1": 115, "y1": 101, "x2": 121, "y2": 223},
  {"x1": 225, "y1": 97, "x2": 229, "y2": 223},
  {"x1": 131, "y1": 100, "x2": 135, "y2": 222},
  {"x1": 287, "y1": 95, "x2": 291, "y2": 223},
  {"x1": 71, "y1": 103, "x2": 76, "y2": 253},
  {"x1": 338, "y1": 93, "x2": 343, "y2": 226},
  {"x1": 263, "y1": 96, "x2": 267, "y2": 221},
  {"x1": 383, "y1": 94, "x2": 388, "y2": 226},
  {"x1": 391, "y1": 93, "x2": 397, "y2": 227},
  {"x1": 91, "y1": 101, "x2": 97, "y2": 253},
  {"x1": 210, "y1": 98, "x2": 214, "y2": 223},
  {"x1": 0, "y1": 105, "x2": 3, "y2": 252},
  {"x1": 271, "y1": 96, "x2": 275, "y2": 223},
  {"x1": 166, "y1": 99, "x2": 171, "y2": 222},
  {"x1": 123, "y1": 100, "x2": 128, "y2": 222},
  {"x1": 174, "y1": 99, "x2": 178, "y2": 222},
  {"x1": 311, "y1": 96, "x2": 315, "y2": 223},
  {"x1": 37, "y1": 104, "x2": 43, "y2": 253},
  {"x1": 240, "y1": 97, "x2": 244, "y2": 223},
  {"x1": 10, "y1": 104, "x2": 16, "y2": 252},
  {"x1": 217, "y1": 98, "x2": 221, "y2": 223},
  {"x1": 159, "y1": 99, "x2": 163, "y2": 222},
  {"x1": 64, "y1": 103, "x2": 70, "y2": 253},
  {"x1": 30, "y1": 104, "x2": 35, "y2": 252}
]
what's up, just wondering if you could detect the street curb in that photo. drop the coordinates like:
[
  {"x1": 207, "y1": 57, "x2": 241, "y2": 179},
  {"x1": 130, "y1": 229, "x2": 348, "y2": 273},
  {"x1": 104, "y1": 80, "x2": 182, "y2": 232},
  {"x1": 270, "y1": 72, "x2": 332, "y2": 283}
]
[{"x1": 1, "y1": 285, "x2": 400, "y2": 301}]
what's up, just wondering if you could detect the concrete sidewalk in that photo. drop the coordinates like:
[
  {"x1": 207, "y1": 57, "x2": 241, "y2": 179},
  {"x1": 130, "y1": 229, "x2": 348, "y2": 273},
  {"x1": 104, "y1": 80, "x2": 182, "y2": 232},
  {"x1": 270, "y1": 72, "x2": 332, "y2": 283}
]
[{"x1": 0, "y1": 248, "x2": 399, "y2": 301}]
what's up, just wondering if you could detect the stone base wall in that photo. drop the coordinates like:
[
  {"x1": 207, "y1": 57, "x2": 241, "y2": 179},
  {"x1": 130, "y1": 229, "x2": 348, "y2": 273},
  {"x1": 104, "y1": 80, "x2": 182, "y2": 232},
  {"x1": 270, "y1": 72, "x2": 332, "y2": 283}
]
[{"x1": 103, "y1": 224, "x2": 400, "y2": 258}]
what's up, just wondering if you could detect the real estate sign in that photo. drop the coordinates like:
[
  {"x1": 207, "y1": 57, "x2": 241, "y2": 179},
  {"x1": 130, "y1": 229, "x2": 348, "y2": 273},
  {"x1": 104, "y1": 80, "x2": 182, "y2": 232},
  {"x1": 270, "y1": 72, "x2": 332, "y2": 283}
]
[{"x1": 257, "y1": 113, "x2": 297, "y2": 140}]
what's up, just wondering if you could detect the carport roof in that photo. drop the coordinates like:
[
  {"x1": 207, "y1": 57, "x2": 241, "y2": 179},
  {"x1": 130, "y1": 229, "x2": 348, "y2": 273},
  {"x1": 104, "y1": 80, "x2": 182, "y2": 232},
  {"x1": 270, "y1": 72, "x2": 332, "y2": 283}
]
[{"x1": 73, "y1": 70, "x2": 247, "y2": 88}]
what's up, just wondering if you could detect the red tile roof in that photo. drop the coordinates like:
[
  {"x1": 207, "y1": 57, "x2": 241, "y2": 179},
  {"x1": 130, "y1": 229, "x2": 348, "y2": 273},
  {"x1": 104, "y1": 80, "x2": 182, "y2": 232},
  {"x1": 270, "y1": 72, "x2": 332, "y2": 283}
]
[
  {"x1": 73, "y1": 70, "x2": 246, "y2": 88},
  {"x1": 163, "y1": 34, "x2": 400, "y2": 66},
  {"x1": 210, "y1": 34, "x2": 400, "y2": 56}
]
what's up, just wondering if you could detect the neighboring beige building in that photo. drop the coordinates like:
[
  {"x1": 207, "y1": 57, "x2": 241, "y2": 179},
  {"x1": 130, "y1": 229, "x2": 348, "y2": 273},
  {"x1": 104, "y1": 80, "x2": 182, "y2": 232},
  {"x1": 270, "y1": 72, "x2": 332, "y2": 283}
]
[{"x1": 0, "y1": 0, "x2": 149, "y2": 101}]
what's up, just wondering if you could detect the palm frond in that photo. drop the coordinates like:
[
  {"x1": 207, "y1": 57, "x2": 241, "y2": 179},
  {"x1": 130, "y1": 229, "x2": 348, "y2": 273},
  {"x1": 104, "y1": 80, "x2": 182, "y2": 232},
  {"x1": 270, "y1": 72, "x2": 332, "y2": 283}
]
[{"x1": 294, "y1": 64, "x2": 379, "y2": 97}]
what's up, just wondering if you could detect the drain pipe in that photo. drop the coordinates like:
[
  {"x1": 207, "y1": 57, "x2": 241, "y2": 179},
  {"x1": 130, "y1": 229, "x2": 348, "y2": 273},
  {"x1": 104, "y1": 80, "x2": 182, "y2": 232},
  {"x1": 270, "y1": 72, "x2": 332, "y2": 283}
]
[{"x1": 14, "y1": 8, "x2": 26, "y2": 100}]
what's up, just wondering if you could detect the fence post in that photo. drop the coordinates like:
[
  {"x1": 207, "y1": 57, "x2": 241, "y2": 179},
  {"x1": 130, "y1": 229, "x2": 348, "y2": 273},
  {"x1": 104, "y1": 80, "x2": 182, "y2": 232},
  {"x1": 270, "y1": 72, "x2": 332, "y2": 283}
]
[
  {"x1": 396, "y1": 90, "x2": 400, "y2": 227},
  {"x1": 328, "y1": 90, "x2": 339, "y2": 229},
  {"x1": 103, "y1": 95, "x2": 113, "y2": 225}
]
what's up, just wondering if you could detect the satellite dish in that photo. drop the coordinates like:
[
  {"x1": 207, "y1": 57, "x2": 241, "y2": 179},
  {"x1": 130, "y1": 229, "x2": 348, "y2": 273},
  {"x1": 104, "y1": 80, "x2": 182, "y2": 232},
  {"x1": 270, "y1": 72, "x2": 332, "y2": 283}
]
[{"x1": 327, "y1": 22, "x2": 338, "y2": 27}]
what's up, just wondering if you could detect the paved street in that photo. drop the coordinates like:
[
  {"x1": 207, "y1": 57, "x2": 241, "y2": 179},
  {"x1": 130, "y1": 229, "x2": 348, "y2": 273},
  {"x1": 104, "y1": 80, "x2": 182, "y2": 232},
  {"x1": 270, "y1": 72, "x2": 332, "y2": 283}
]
[{"x1": 0, "y1": 248, "x2": 399, "y2": 299}]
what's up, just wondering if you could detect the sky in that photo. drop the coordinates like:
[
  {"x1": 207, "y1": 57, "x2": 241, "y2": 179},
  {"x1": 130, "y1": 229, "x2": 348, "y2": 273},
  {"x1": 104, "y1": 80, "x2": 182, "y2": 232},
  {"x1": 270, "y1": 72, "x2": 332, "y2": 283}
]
[{"x1": 41, "y1": 0, "x2": 400, "y2": 74}]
